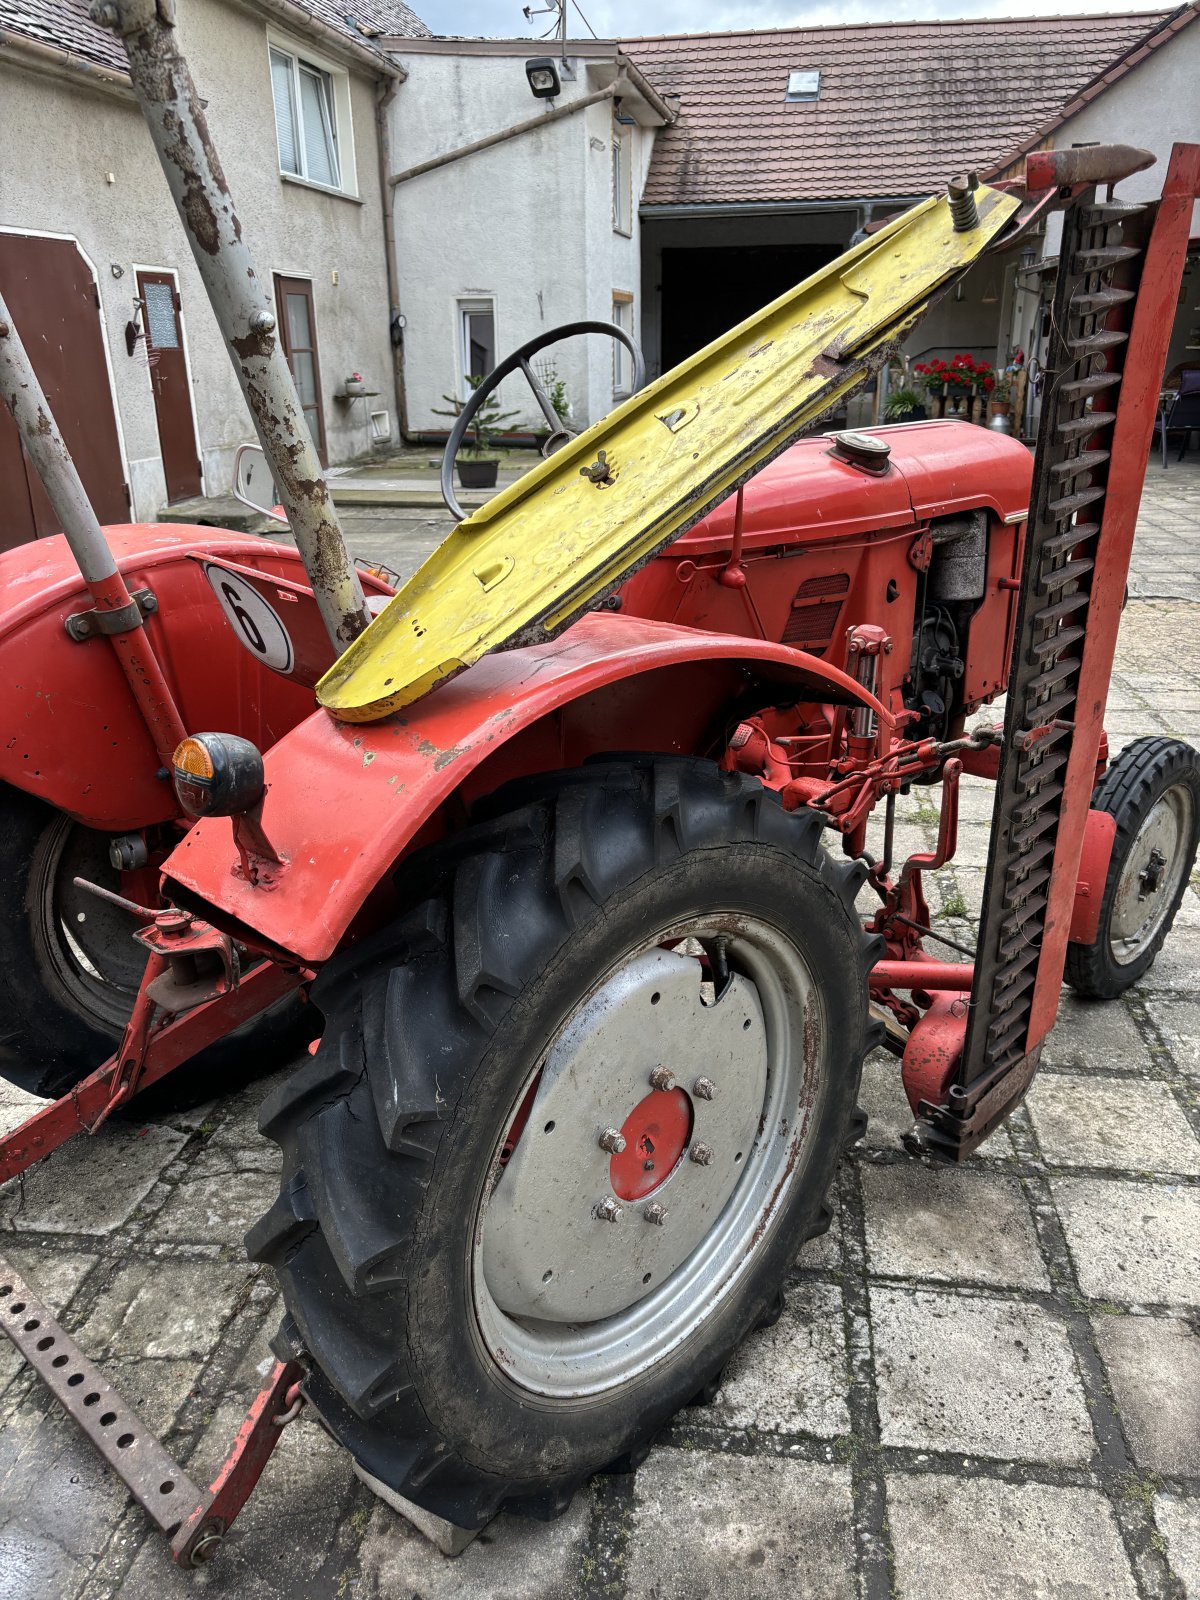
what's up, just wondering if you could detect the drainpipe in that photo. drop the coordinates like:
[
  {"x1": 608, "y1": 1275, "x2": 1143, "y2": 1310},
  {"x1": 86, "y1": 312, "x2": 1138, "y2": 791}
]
[
  {"x1": 375, "y1": 73, "x2": 409, "y2": 441},
  {"x1": 390, "y1": 84, "x2": 617, "y2": 187}
]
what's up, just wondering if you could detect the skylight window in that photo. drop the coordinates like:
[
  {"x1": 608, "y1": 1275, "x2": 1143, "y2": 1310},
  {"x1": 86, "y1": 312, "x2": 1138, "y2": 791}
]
[{"x1": 784, "y1": 69, "x2": 821, "y2": 103}]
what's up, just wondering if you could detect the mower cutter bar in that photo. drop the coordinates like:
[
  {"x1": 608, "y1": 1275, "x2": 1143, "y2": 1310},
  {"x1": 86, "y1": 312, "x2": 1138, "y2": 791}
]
[{"x1": 0, "y1": 1252, "x2": 305, "y2": 1567}]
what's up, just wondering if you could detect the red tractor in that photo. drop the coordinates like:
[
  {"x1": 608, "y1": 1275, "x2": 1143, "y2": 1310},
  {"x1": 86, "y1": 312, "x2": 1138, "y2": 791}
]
[{"x1": 1, "y1": 0, "x2": 1198, "y2": 1566}]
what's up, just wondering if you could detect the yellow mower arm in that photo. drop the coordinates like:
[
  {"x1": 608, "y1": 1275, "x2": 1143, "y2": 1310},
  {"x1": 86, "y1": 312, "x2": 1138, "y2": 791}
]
[{"x1": 318, "y1": 182, "x2": 1019, "y2": 723}]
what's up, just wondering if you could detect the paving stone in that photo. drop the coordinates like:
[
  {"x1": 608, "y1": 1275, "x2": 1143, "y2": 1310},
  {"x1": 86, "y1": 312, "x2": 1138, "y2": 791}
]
[
  {"x1": 1038, "y1": 994, "x2": 1154, "y2": 1075},
  {"x1": 888, "y1": 1473, "x2": 1138, "y2": 1599},
  {"x1": 872, "y1": 1286, "x2": 1093, "y2": 1463},
  {"x1": 357, "y1": 1482, "x2": 593, "y2": 1600},
  {"x1": 1027, "y1": 1073, "x2": 1200, "y2": 1175},
  {"x1": 708, "y1": 1280, "x2": 848, "y2": 1437},
  {"x1": 1134, "y1": 929, "x2": 1200, "y2": 997},
  {"x1": 150, "y1": 1161, "x2": 281, "y2": 1249},
  {"x1": 627, "y1": 1448, "x2": 855, "y2": 1599},
  {"x1": 1053, "y1": 1177, "x2": 1200, "y2": 1305},
  {"x1": 77, "y1": 1257, "x2": 259, "y2": 1361},
  {"x1": 1155, "y1": 997, "x2": 1200, "y2": 1076},
  {"x1": 0, "y1": 1245, "x2": 96, "y2": 1393},
  {"x1": 1155, "y1": 1494, "x2": 1200, "y2": 1599},
  {"x1": 0, "y1": 1122, "x2": 187, "y2": 1235},
  {"x1": 860, "y1": 1163, "x2": 1047, "y2": 1289},
  {"x1": 857, "y1": 1054, "x2": 1014, "y2": 1162},
  {"x1": 793, "y1": 1184, "x2": 842, "y2": 1271},
  {"x1": 1092, "y1": 1313, "x2": 1200, "y2": 1476},
  {"x1": 0, "y1": 1082, "x2": 40, "y2": 1141}
]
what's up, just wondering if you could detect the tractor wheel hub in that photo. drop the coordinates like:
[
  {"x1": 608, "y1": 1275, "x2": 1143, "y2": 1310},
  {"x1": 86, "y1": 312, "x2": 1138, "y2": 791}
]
[{"x1": 480, "y1": 947, "x2": 766, "y2": 1323}]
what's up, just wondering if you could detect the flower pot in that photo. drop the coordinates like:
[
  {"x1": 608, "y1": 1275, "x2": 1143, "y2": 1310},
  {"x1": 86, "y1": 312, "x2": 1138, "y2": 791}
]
[
  {"x1": 457, "y1": 457, "x2": 499, "y2": 489},
  {"x1": 343, "y1": 380, "x2": 366, "y2": 397}
]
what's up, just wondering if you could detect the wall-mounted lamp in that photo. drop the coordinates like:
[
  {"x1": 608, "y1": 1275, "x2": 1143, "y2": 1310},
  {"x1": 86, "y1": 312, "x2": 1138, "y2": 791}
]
[{"x1": 525, "y1": 56, "x2": 560, "y2": 99}]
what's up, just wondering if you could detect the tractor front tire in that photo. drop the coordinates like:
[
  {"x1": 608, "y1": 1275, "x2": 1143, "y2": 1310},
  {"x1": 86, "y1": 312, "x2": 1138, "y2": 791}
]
[
  {"x1": 0, "y1": 786, "x2": 315, "y2": 1101},
  {"x1": 1065, "y1": 737, "x2": 1200, "y2": 1000},
  {"x1": 249, "y1": 759, "x2": 880, "y2": 1528}
]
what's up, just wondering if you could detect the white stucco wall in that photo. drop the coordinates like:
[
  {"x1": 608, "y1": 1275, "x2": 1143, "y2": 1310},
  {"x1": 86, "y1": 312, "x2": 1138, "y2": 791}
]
[
  {"x1": 1, "y1": 0, "x2": 394, "y2": 520},
  {"x1": 387, "y1": 48, "x2": 657, "y2": 436}
]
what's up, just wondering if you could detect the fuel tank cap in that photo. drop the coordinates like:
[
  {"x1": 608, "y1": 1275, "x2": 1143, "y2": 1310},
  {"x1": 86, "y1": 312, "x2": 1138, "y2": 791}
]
[{"x1": 830, "y1": 430, "x2": 892, "y2": 473}]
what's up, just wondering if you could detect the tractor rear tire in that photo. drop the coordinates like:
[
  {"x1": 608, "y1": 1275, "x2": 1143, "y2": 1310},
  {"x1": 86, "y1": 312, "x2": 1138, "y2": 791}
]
[
  {"x1": 248, "y1": 758, "x2": 880, "y2": 1529},
  {"x1": 1065, "y1": 737, "x2": 1200, "y2": 1000},
  {"x1": 0, "y1": 786, "x2": 315, "y2": 1101}
]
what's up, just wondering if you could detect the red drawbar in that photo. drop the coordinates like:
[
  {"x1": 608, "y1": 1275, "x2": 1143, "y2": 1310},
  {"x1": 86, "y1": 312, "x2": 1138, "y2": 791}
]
[{"x1": 611, "y1": 1088, "x2": 693, "y2": 1201}]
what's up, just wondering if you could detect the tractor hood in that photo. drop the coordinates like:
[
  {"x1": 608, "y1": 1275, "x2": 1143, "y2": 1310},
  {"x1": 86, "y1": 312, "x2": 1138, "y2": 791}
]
[{"x1": 674, "y1": 421, "x2": 1031, "y2": 555}]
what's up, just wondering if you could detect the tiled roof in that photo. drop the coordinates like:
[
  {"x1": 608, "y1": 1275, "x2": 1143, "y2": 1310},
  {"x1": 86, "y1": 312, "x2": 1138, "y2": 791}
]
[
  {"x1": 621, "y1": 11, "x2": 1176, "y2": 207},
  {"x1": 0, "y1": 0, "x2": 428, "y2": 77}
]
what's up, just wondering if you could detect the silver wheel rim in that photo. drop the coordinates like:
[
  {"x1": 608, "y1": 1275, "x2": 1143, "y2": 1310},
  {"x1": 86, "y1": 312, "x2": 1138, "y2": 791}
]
[
  {"x1": 30, "y1": 815, "x2": 143, "y2": 1034},
  {"x1": 1110, "y1": 782, "x2": 1194, "y2": 964},
  {"x1": 470, "y1": 914, "x2": 827, "y2": 1400}
]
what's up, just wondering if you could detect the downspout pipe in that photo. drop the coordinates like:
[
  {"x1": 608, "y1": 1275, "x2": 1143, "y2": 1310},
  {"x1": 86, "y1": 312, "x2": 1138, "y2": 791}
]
[
  {"x1": 375, "y1": 73, "x2": 409, "y2": 441},
  {"x1": 91, "y1": 0, "x2": 370, "y2": 653},
  {"x1": 390, "y1": 84, "x2": 617, "y2": 187}
]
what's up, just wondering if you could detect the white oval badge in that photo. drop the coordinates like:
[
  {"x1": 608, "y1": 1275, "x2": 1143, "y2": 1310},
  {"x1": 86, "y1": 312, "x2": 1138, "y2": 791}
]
[{"x1": 204, "y1": 565, "x2": 295, "y2": 675}]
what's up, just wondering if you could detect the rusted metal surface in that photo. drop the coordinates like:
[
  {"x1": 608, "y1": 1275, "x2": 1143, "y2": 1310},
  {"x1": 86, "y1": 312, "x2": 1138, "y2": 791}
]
[
  {"x1": 1024, "y1": 143, "x2": 1154, "y2": 193},
  {"x1": 0, "y1": 286, "x2": 188, "y2": 766},
  {"x1": 89, "y1": 0, "x2": 369, "y2": 652},
  {"x1": 0, "y1": 1258, "x2": 304, "y2": 1568},
  {"x1": 0, "y1": 1254, "x2": 207, "y2": 1536}
]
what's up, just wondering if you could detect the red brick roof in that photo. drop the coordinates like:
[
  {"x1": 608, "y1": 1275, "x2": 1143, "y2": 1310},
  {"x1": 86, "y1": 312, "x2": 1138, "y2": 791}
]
[
  {"x1": 622, "y1": 11, "x2": 1176, "y2": 207},
  {"x1": 0, "y1": 0, "x2": 428, "y2": 78}
]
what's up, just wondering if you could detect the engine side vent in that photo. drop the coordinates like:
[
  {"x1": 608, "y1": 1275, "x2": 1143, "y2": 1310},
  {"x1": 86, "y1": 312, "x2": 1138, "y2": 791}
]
[{"x1": 782, "y1": 572, "x2": 850, "y2": 653}]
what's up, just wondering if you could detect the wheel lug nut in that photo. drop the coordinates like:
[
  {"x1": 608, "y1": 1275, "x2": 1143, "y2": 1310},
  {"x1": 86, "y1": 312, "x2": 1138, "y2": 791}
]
[
  {"x1": 598, "y1": 1128, "x2": 626, "y2": 1154},
  {"x1": 593, "y1": 1197, "x2": 622, "y2": 1223},
  {"x1": 693, "y1": 1077, "x2": 716, "y2": 1100},
  {"x1": 649, "y1": 1066, "x2": 675, "y2": 1091},
  {"x1": 644, "y1": 1203, "x2": 668, "y2": 1226},
  {"x1": 690, "y1": 1142, "x2": 714, "y2": 1165}
]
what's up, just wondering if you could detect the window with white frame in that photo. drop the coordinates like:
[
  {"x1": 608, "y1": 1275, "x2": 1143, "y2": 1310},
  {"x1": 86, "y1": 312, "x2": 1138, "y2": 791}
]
[
  {"x1": 458, "y1": 298, "x2": 497, "y2": 398},
  {"x1": 270, "y1": 43, "x2": 345, "y2": 191},
  {"x1": 612, "y1": 293, "x2": 634, "y2": 394},
  {"x1": 612, "y1": 124, "x2": 632, "y2": 236}
]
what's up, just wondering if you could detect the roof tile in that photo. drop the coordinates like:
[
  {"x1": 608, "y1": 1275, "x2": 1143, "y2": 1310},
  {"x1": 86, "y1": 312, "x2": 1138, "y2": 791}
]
[{"x1": 621, "y1": 11, "x2": 1180, "y2": 205}]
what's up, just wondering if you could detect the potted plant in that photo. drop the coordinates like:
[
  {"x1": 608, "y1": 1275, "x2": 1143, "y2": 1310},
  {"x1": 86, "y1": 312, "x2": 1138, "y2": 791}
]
[
  {"x1": 433, "y1": 376, "x2": 521, "y2": 490},
  {"x1": 913, "y1": 359, "x2": 948, "y2": 415},
  {"x1": 987, "y1": 373, "x2": 1014, "y2": 433},
  {"x1": 883, "y1": 386, "x2": 926, "y2": 422},
  {"x1": 343, "y1": 371, "x2": 367, "y2": 397}
]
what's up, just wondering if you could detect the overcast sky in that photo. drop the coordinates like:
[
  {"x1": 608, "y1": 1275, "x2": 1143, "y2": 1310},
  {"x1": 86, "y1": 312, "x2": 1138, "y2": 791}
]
[{"x1": 415, "y1": 0, "x2": 1167, "y2": 37}]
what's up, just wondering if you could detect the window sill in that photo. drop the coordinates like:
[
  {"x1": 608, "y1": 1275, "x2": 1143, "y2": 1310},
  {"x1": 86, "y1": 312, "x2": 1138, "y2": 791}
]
[{"x1": 281, "y1": 172, "x2": 362, "y2": 205}]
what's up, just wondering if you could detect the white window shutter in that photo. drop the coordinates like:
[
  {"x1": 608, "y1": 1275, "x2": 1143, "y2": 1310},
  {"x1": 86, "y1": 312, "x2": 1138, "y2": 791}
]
[{"x1": 270, "y1": 49, "x2": 300, "y2": 175}]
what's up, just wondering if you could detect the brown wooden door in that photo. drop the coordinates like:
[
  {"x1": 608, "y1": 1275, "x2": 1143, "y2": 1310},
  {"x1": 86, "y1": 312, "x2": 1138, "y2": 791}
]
[
  {"x1": 0, "y1": 233, "x2": 128, "y2": 551},
  {"x1": 136, "y1": 270, "x2": 201, "y2": 504},
  {"x1": 274, "y1": 275, "x2": 328, "y2": 465}
]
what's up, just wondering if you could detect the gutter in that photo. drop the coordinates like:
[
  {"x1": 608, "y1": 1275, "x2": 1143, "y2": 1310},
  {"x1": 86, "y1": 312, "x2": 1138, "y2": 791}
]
[
  {"x1": 390, "y1": 83, "x2": 618, "y2": 187},
  {"x1": 640, "y1": 196, "x2": 923, "y2": 220},
  {"x1": 231, "y1": 0, "x2": 401, "y2": 78},
  {"x1": 0, "y1": 31, "x2": 134, "y2": 97}
]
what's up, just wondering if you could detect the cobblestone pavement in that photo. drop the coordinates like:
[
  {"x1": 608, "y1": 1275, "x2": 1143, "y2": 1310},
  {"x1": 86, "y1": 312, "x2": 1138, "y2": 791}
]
[{"x1": 1, "y1": 461, "x2": 1198, "y2": 1599}]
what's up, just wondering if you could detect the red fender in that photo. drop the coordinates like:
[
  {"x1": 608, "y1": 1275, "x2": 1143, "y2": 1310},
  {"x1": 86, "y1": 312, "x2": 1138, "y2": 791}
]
[
  {"x1": 1068, "y1": 807, "x2": 1117, "y2": 946},
  {"x1": 163, "y1": 611, "x2": 891, "y2": 964},
  {"x1": 0, "y1": 527, "x2": 320, "y2": 829}
]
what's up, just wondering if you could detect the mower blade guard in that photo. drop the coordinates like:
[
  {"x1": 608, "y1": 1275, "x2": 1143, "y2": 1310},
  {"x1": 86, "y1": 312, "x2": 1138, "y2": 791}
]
[{"x1": 317, "y1": 183, "x2": 1019, "y2": 722}]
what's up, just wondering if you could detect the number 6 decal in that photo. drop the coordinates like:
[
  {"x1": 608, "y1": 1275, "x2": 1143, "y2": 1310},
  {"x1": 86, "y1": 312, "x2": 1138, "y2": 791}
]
[{"x1": 204, "y1": 564, "x2": 295, "y2": 674}]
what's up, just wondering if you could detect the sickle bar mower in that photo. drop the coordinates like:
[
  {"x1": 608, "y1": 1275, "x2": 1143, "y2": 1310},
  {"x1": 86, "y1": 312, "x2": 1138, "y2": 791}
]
[{"x1": 2, "y1": 0, "x2": 1199, "y2": 1565}]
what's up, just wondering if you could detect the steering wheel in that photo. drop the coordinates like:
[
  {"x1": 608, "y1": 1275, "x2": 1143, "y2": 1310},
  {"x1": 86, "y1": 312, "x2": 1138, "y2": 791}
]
[{"x1": 440, "y1": 320, "x2": 646, "y2": 522}]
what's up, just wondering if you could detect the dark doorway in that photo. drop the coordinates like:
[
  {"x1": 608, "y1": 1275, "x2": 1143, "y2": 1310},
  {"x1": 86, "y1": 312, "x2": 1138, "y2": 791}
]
[
  {"x1": 274, "y1": 274, "x2": 328, "y2": 465},
  {"x1": 659, "y1": 242, "x2": 841, "y2": 371},
  {"x1": 136, "y1": 270, "x2": 201, "y2": 504},
  {"x1": 0, "y1": 233, "x2": 128, "y2": 551}
]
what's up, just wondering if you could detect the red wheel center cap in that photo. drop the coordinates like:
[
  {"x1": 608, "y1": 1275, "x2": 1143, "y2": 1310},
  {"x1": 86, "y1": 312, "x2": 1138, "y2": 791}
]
[{"x1": 610, "y1": 1087, "x2": 693, "y2": 1200}]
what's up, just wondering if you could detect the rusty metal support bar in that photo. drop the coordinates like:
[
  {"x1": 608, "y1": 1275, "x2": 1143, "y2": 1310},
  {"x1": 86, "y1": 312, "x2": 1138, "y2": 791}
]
[
  {"x1": 0, "y1": 288, "x2": 188, "y2": 767},
  {"x1": 90, "y1": 0, "x2": 370, "y2": 653}
]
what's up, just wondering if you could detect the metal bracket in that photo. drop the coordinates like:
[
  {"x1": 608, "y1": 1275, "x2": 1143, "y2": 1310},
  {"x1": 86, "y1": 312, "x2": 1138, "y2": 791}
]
[
  {"x1": 0, "y1": 1252, "x2": 303, "y2": 1568},
  {"x1": 65, "y1": 586, "x2": 157, "y2": 641}
]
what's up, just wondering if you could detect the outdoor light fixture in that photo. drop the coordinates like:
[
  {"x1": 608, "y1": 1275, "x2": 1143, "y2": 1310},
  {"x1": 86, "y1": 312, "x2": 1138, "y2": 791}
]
[{"x1": 525, "y1": 57, "x2": 561, "y2": 99}]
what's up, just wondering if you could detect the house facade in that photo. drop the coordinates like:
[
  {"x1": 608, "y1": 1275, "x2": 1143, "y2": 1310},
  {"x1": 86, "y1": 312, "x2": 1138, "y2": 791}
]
[
  {"x1": 381, "y1": 36, "x2": 673, "y2": 441},
  {"x1": 0, "y1": 0, "x2": 428, "y2": 544}
]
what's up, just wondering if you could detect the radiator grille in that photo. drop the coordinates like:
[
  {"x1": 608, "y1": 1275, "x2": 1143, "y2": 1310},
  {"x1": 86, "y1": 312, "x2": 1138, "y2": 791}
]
[{"x1": 781, "y1": 572, "x2": 850, "y2": 653}]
